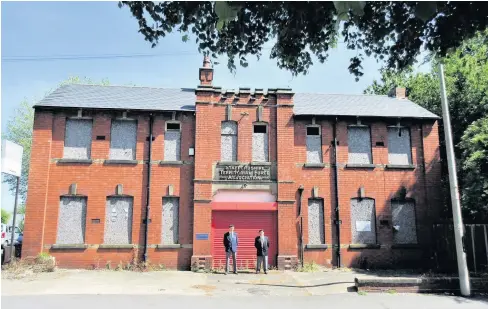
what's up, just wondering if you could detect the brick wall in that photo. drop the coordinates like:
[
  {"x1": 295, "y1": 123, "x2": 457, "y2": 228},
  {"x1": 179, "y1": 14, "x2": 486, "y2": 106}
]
[
  {"x1": 23, "y1": 83, "x2": 441, "y2": 270},
  {"x1": 23, "y1": 110, "x2": 195, "y2": 269}
]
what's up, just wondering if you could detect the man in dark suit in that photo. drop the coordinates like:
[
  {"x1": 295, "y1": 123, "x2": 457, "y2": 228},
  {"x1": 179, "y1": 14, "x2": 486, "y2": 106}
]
[
  {"x1": 223, "y1": 224, "x2": 238, "y2": 275},
  {"x1": 255, "y1": 229, "x2": 269, "y2": 274}
]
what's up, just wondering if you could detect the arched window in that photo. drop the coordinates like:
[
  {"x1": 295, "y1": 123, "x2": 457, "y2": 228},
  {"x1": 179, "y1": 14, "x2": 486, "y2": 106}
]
[
  {"x1": 221, "y1": 121, "x2": 238, "y2": 162},
  {"x1": 350, "y1": 197, "x2": 376, "y2": 244},
  {"x1": 391, "y1": 198, "x2": 417, "y2": 244},
  {"x1": 307, "y1": 198, "x2": 325, "y2": 245},
  {"x1": 164, "y1": 121, "x2": 181, "y2": 161},
  {"x1": 253, "y1": 122, "x2": 269, "y2": 162}
]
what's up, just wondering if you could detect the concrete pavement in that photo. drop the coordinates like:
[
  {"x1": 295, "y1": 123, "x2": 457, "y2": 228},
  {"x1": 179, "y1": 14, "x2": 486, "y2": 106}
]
[
  {"x1": 3, "y1": 294, "x2": 488, "y2": 309},
  {"x1": 2, "y1": 269, "x2": 360, "y2": 296}
]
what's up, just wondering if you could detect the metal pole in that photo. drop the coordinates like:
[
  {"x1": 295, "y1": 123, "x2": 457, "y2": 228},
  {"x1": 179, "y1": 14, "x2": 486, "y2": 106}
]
[
  {"x1": 10, "y1": 176, "x2": 20, "y2": 260},
  {"x1": 438, "y1": 63, "x2": 471, "y2": 296}
]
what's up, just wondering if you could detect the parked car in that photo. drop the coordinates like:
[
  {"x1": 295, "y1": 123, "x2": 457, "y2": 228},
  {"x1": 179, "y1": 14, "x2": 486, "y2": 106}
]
[{"x1": 7, "y1": 225, "x2": 21, "y2": 245}]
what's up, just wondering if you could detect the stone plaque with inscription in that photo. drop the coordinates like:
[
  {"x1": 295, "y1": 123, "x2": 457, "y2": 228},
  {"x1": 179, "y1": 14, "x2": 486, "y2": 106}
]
[{"x1": 217, "y1": 164, "x2": 271, "y2": 181}]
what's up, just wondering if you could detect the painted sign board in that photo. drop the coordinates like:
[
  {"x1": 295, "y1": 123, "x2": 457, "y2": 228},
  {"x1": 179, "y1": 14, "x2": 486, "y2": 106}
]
[
  {"x1": 1, "y1": 140, "x2": 23, "y2": 177},
  {"x1": 217, "y1": 164, "x2": 271, "y2": 181},
  {"x1": 196, "y1": 233, "x2": 209, "y2": 240}
]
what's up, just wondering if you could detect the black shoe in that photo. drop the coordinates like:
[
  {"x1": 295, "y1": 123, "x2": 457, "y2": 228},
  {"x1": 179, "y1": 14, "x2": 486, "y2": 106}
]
[
  {"x1": 234, "y1": 272, "x2": 238, "y2": 275},
  {"x1": 264, "y1": 272, "x2": 268, "y2": 274}
]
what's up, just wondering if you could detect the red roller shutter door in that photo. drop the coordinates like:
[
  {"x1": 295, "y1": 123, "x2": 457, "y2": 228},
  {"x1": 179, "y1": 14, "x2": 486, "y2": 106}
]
[{"x1": 212, "y1": 211, "x2": 277, "y2": 269}]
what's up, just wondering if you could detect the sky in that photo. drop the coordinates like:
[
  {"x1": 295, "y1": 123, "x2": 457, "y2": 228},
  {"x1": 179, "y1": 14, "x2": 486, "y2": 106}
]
[{"x1": 1, "y1": 1, "x2": 429, "y2": 216}]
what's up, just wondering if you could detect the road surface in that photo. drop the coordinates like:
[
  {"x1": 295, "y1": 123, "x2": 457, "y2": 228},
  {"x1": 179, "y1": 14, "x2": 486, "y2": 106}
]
[{"x1": 3, "y1": 294, "x2": 488, "y2": 309}]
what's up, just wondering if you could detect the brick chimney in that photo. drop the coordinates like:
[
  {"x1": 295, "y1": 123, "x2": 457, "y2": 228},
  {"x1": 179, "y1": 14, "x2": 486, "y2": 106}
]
[
  {"x1": 388, "y1": 86, "x2": 407, "y2": 99},
  {"x1": 199, "y1": 56, "x2": 213, "y2": 86},
  {"x1": 396, "y1": 87, "x2": 406, "y2": 99}
]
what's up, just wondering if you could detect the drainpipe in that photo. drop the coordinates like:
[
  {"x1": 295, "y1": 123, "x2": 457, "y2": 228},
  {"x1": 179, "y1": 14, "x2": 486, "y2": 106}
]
[
  {"x1": 143, "y1": 114, "x2": 154, "y2": 263},
  {"x1": 298, "y1": 185, "x2": 304, "y2": 268},
  {"x1": 332, "y1": 117, "x2": 341, "y2": 267}
]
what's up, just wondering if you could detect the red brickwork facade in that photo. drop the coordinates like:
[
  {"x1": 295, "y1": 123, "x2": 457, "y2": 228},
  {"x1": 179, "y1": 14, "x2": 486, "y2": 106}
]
[{"x1": 23, "y1": 63, "x2": 442, "y2": 270}]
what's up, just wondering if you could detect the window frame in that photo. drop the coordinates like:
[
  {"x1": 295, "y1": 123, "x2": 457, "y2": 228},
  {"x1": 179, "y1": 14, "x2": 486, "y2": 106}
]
[
  {"x1": 220, "y1": 120, "x2": 238, "y2": 162},
  {"x1": 347, "y1": 124, "x2": 373, "y2": 164},
  {"x1": 56, "y1": 195, "x2": 88, "y2": 245},
  {"x1": 252, "y1": 121, "x2": 269, "y2": 162},
  {"x1": 162, "y1": 196, "x2": 180, "y2": 245},
  {"x1": 390, "y1": 197, "x2": 418, "y2": 245},
  {"x1": 386, "y1": 125, "x2": 413, "y2": 165},
  {"x1": 350, "y1": 197, "x2": 378, "y2": 245},
  {"x1": 164, "y1": 120, "x2": 182, "y2": 161},
  {"x1": 165, "y1": 120, "x2": 181, "y2": 132},
  {"x1": 104, "y1": 195, "x2": 134, "y2": 245},
  {"x1": 63, "y1": 117, "x2": 94, "y2": 159},
  {"x1": 307, "y1": 197, "x2": 326, "y2": 245},
  {"x1": 109, "y1": 118, "x2": 138, "y2": 160},
  {"x1": 306, "y1": 124, "x2": 323, "y2": 164}
]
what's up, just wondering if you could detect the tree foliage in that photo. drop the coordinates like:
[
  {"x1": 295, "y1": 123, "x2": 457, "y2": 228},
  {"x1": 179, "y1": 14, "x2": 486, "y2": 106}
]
[
  {"x1": 365, "y1": 30, "x2": 488, "y2": 221},
  {"x1": 2, "y1": 77, "x2": 111, "y2": 204},
  {"x1": 460, "y1": 117, "x2": 488, "y2": 221},
  {"x1": 1, "y1": 209, "x2": 11, "y2": 224},
  {"x1": 120, "y1": 1, "x2": 488, "y2": 79}
]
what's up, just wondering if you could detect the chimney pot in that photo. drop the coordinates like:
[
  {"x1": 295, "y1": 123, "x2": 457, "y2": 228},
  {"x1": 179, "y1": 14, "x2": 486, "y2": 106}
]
[{"x1": 203, "y1": 56, "x2": 211, "y2": 68}]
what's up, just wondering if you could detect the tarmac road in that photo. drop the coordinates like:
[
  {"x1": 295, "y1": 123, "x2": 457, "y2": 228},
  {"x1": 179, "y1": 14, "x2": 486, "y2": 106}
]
[{"x1": 3, "y1": 294, "x2": 488, "y2": 309}]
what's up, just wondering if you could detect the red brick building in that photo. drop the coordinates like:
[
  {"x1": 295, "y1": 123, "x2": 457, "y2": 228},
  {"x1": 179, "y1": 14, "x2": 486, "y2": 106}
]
[{"x1": 23, "y1": 58, "x2": 442, "y2": 270}]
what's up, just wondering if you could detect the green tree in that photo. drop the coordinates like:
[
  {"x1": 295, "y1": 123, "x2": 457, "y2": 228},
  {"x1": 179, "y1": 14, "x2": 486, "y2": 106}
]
[
  {"x1": 16, "y1": 204, "x2": 26, "y2": 231},
  {"x1": 459, "y1": 117, "x2": 488, "y2": 221},
  {"x1": 1, "y1": 209, "x2": 11, "y2": 224},
  {"x1": 2, "y1": 77, "x2": 111, "y2": 205},
  {"x1": 120, "y1": 1, "x2": 488, "y2": 79},
  {"x1": 365, "y1": 30, "x2": 488, "y2": 221}
]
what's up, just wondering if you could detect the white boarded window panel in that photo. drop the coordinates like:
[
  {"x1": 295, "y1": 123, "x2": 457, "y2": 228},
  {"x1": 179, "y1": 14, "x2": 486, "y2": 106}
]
[
  {"x1": 164, "y1": 131, "x2": 181, "y2": 161},
  {"x1": 388, "y1": 127, "x2": 412, "y2": 165},
  {"x1": 109, "y1": 120, "x2": 137, "y2": 160},
  {"x1": 306, "y1": 136, "x2": 322, "y2": 163},
  {"x1": 351, "y1": 198, "x2": 376, "y2": 244},
  {"x1": 252, "y1": 125, "x2": 268, "y2": 162},
  {"x1": 306, "y1": 126, "x2": 322, "y2": 163},
  {"x1": 64, "y1": 119, "x2": 92, "y2": 159},
  {"x1": 348, "y1": 126, "x2": 372, "y2": 164},
  {"x1": 104, "y1": 197, "x2": 133, "y2": 244},
  {"x1": 308, "y1": 199, "x2": 325, "y2": 244},
  {"x1": 221, "y1": 121, "x2": 237, "y2": 161},
  {"x1": 391, "y1": 200, "x2": 417, "y2": 244},
  {"x1": 162, "y1": 197, "x2": 179, "y2": 244},
  {"x1": 56, "y1": 197, "x2": 87, "y2": 244}
]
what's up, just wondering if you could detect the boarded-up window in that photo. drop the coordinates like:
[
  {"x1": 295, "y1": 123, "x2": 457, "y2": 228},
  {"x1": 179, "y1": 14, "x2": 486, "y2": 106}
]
[
  {"x1": 64, "y1": 119, "x2": 92, "y2": 159},
  {"x1": 104, "y1": 197, "x2": 133, "y2": 244},
  {"x1": 351, "y1": 198, "x2": 376, "y2": 244},
  {"x1": 392, "y1": 200, "x2": 417, "y2": 244},
  {"x1": 109, "y1": 120, "x2": 137, "y2": 160},
  {"x1": 221, "y1": 121, "x2": 237, "y2": 162},
  {"x1": 165, "y1": 122, "x2": 181, "y2": 161},
  {"x1": 162, "y1": 197, "x2": 179, "y2": 244},
  {"x1": 388, "y1": 127, "x2": 412, "y2": 165},
  {"x1": 306, "y1": 126, "x2": 322, "y2": 163},
  {"x1": 56, "y1": 196, "x2": 87, "y2": 244},
  {"x1": 348, "y1": 126, "x2": 372, "y2": 164},
  {"x1": 252, "y1": 124, "x2": 269, "y2": 162},
  {"x1": 308, "y1": 199, "x2": 325, "y2": 244}
]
